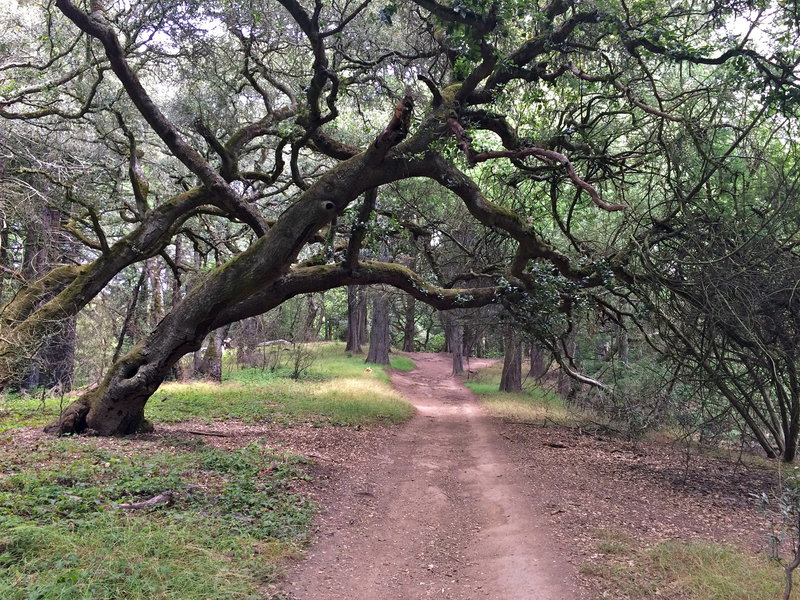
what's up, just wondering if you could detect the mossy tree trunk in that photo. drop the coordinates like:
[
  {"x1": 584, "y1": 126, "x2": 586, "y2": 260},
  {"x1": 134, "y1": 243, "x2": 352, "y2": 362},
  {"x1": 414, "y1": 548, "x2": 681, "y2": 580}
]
[
  {"x1": 41, "y1": 0, "x2": 605, "y2": 437},
  {"x1": 0, "y1": 188, "x2": 208, "y2": 389}
]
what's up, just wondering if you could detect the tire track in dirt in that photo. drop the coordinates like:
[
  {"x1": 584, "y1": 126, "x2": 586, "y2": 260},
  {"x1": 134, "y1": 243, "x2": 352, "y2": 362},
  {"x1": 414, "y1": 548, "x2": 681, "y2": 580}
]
[{"x1": 280, "y1": 352, "x2": 583, "y2": 599}]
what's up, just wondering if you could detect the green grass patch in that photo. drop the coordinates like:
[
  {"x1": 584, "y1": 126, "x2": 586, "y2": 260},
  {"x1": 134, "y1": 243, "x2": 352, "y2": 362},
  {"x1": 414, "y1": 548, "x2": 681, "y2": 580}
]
[
  {"x1": 148, "y1": 359, "x2": 413, "y2": 427},
  {"x1": 583, "y1": 532, "x2": 785, "y2": 600},
  {"x1": 0, "y1": 343, "x2": 415, "y2": 431},
  {"x1": 388, "y1": 355, "x2": 416, "y2": 371},
  {"x1": 649, "y1": 542, "x2": 784, "y2": 600},
  {"x1": 0, "y1": 437, "x2": 312, "y2": 599},
  {"x1": 464, "y1": 364, "x2": 586, "y2": 426},
  {"x1": 0, "y1": 342, "x2": 415, "y2": 599},
  {"x1": 0, "y1": 394, "x2": 65, "y2": 433}
]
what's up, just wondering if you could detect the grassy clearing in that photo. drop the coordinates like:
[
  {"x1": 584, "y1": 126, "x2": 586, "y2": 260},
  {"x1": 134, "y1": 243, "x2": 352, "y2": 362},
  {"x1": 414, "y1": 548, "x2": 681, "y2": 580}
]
[
  {"x1": 583, "y1": 530, "x2": 785, "y2": 600},
  {"x1": 0, "y1": 342, "x2": 414, "y2": 598},
  {"x1": 0, "y1": 437, "x2": 312, "y2": 599},
  {"x1": 148, "y1": 344, "x2": 414, "y2": 426},
  {"x1": 464, "y1": 364, "x2": 588, "y2": 426},
  {"x1": 0, "y1": 343, "x2": 416, "y2": 432},
  {"x1": 0, "y1": 393, "x2": 68, "y2": 433}
]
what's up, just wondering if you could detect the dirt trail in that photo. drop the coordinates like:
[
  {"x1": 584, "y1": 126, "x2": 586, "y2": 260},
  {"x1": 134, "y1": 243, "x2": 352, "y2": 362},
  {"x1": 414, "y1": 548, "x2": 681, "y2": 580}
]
[{"x1": 281, "y1": 352, "x2": 582, "y2": 600}]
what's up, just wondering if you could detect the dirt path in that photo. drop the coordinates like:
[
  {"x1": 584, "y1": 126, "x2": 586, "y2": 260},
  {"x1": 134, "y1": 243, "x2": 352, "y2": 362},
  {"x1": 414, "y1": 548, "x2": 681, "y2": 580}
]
[{"x1": 280, "y1": 352, "x2": 583, "y2": 600}]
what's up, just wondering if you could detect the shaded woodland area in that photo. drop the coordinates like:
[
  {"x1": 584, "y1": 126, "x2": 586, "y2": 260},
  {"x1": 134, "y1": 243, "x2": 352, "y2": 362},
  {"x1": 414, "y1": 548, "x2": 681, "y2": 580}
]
[{"x1": 1, "y1": 0, "x2": 800, "y2": 462}]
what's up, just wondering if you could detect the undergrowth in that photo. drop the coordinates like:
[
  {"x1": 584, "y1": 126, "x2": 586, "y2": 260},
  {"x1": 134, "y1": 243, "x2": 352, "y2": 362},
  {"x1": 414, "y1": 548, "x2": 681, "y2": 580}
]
[
  {"x1": 0, "y1": 342, "x2": 414, "y2": 598},
  {"x1": 0, "y1": 438, "x2": 312, "y2": 599},
  {"x1": 0, "y1": 343, "x2": 416, "y2": 431},
  {"x1": 464, "y1": 363, "x2": 590, "y2": 427},
  {"x1": 582, "y1": 530, "x2": 784, "y2": 600},
  {"x1": 148, "y1": 345, "x2": 414, "y2": 426}
]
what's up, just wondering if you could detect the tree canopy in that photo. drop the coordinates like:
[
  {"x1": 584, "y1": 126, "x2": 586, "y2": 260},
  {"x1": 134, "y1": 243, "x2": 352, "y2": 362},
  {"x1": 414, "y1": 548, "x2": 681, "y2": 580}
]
[{"x1": 1, "y1": 0, "x2": 799, "y2": 452}]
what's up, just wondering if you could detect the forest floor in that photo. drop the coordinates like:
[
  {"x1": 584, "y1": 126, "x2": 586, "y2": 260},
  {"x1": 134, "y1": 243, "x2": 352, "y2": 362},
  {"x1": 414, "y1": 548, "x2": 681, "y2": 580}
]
[
  {"x1": 2, "y1": 349, "x2": 784, "y2": 599},
  {"x1": 274, "y1": 352, "x2": 779, "y2": 599}
]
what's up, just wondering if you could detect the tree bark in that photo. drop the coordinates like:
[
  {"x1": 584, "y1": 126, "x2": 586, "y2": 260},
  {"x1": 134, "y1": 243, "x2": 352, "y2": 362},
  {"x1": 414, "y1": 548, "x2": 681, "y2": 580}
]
[
  {"x1": 196, "y1": 326, "x2": 228, "y2": 382},
  {"x1": 529, "y1": 342, "x2": 548, "y2": 379},
  {"x1": 359, "y1": 289, "x2": 368, "y2": 346},
  {"x1": 402, "y1": 294, "x2": 416, "y2": 352},
  {"x1": 14, "y1": 198, "x2": 77, "y2": 391},
  {"x1": 305, "y1": 294, "x2": 320, "y2": 341},
  {"x1": 616, "y1": 324, "x2": 629, "y2": 365},
  {"x1": 366, "y1": 291, "x2": 390, "y2": 365},
  {"x1": 0, "y1": 153, "x2": 6, "y2": 303},
  {"x1": 148, "y1": 257, "x2": 165, "y2": 327},
  {"x1": 500, "y1": 328, "x2": 523, "y2": 393},
  {"x1": 345, "y1": 285, "x2": 363, "y2": 353},
  {"x1": 447, "y1": 317, "x2": 465, "y2": 375}
]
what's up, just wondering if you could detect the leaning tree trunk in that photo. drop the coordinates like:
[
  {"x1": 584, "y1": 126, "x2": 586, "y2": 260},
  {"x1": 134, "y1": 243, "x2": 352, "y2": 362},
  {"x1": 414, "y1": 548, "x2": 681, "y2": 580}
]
[
  {"x1": 44, "y1": 153, "x2": 355, "y2": 435},
  {"x1": 500, "y1": 329, "x2": 523, "y2": 393},
  {"x1": 0, "y1": 188, "x2": 208, "y2": 390},
  {"x1": 43, "y1": 256, "x2": 499, "y2": 436},
  {"x1": 365, "y1": 291, "x2": 390, "y2": 365}
]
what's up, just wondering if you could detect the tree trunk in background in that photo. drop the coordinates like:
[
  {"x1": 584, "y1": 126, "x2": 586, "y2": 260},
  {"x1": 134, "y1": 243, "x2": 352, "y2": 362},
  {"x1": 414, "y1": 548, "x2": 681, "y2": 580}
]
[
  {"x1": 446, "y1": 317, "x2": 464, "y2": 375},
  {"x1": 462, "y1": 326, "x2": 474, "y2": 360},
  {"x1": 305, "y1": 294, "x2": 320, "y2": 341},
  {"x1": 529, "y1": 342, "x2": 548, "y2": 379},
  {"x1": 440, "y1": 313, "x2": 452, "y2": 353},
  {"x1": 148, "y1": 258, "x2": 165, "y2": 327},
  {"x1": 0, "y1": 155, "x2": 6, "y2": 303},
  {"x1": 616, "y1": 324, "x2": 629, "y2": 365},
  {"x1": 167, "y1": 237, "x2": 186, "y2": 380},
  {"x1": 17, "y1": 200, "x2": 77, "y2": 391},
  {"x1": 319, "y1": 292, "x2": 331, "y2": 341},
  {"x1": 500, "y1": 328, "x2": 523, "y2": 393},
  {"x1": 345, "y1": 285, "x2": 363, "y2": 353},
  {"x1": 366, "y1": 292, "x2": 390, "y2": 365},
  {"x1": 359, "y1": 290, "x2": 368, "y2": 346},
  {"x1": 171, "y1": 237, "x2": 183, "y2": 307},
  {"x1": 196, "y1": 326, "x2": 229, "y2": 382},
  {"x1": 402, "y1": 294, "x2": 416, "y2": 352}
]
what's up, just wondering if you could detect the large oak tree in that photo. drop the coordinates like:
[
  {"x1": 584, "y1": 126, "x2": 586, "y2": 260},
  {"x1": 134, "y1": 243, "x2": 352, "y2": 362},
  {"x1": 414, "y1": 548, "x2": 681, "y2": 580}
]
[{"x1": 0, "y1": 0, "x2": 797, "y2": 440}]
